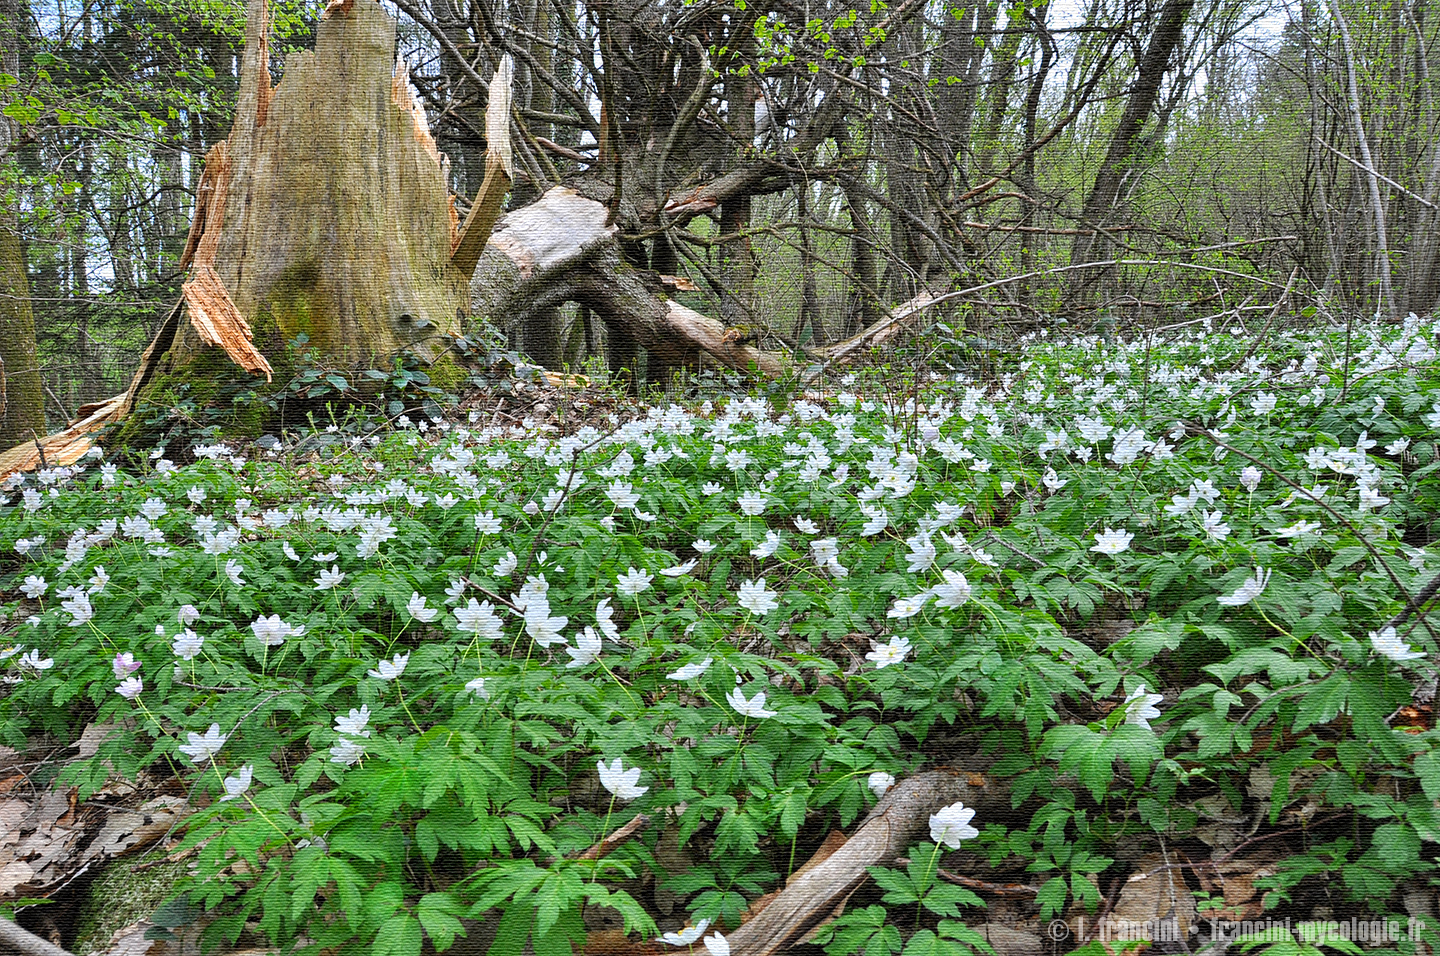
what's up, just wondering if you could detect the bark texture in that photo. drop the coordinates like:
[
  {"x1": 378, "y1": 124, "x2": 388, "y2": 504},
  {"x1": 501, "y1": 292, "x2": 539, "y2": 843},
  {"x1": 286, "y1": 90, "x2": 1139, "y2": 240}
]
[
  {"x1": 153, "y1": 0, "x2": 467, "y2": 381},
  {"x1": 0, "y1": 0, "x2": 45, "y2": 450},
  {"x1": 1067, "y1": 0, "x2": 1195, "y2": 300},
  {"x1": 0, "y1": 228, "x2": 45, "y2": 450},
  {"x1": 472, "y1": 188, "x2": 800, "y2": 379}
]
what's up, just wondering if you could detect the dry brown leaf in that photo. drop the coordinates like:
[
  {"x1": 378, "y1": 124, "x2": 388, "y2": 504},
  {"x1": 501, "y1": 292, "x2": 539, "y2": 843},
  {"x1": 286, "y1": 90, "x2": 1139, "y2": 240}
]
[
  {"x1": 98, "y1": 921, "x2": 159, "y2": 956},
  {"x1": 76, "y1": 724, "x2": 121, "y2": 760},
  {"x1": 0, "y1": 859, "x2": 37, "y2": 896},
  {"x1": 1109, "y1": 853, "x2": 1196, "y2": 940}
]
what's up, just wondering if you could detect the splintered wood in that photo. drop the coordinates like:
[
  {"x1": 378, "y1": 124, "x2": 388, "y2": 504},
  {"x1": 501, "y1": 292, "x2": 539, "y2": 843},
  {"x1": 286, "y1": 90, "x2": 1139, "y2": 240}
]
[
  {"x1": 450, "y1": 55, "x2": 515, "y2": 277},
  {"x1": 176, "y1": 141, "x2": 228, "y2": 272},
  {"x1": 181, "y1": 265, "x2": 274, "y2": 381}
]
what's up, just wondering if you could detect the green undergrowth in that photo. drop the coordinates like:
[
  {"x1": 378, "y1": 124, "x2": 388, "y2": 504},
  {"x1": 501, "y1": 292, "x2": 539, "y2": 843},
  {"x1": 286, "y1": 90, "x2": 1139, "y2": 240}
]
[{"x1": 3, "y1": 313, "x2": 1440, "y2": 956}]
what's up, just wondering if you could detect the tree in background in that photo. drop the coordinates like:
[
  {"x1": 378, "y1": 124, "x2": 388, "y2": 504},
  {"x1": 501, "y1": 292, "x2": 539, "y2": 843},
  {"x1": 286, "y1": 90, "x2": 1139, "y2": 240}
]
[
  {"x1": 11, "y1": 0, "x2": 1440, "y2": 431},
  {"x1": 0, "y1": 0, "x2": 45, "y2": 449}
]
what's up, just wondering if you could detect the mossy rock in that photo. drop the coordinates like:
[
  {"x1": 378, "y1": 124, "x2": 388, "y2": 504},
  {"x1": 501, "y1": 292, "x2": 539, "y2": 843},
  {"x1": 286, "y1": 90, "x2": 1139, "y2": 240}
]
[{"x1": 72, "y1": 855, "x2": 191, "y2": 953}]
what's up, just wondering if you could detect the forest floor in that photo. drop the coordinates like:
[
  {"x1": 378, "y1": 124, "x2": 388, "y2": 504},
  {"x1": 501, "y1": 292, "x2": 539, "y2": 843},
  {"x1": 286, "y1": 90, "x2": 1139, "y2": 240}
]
[{"x1": 3, "y1": 314, "x2": 1440, "y2": 956}]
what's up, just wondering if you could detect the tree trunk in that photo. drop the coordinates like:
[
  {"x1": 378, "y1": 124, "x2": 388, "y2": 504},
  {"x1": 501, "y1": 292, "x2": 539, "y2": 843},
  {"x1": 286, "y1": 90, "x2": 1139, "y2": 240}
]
[
  {"x1": 469, "y1": 187, "x2": 791, "y2": 380},
  {"x1": 0, "y1": 0, "x2": 46, "y2": 450},
  {"x1": 1067, "y1": 0, "x2": 1196, "y2": 303},
  {"x1": 1327, "y1": 0, "x2": 1396, "y2": 319},
  {"x1": 0, "y1": 229, "x2": 44, "y2": 451},
  {"x1": 124, "y1": 0, "x2": 511, "y2": 428}
]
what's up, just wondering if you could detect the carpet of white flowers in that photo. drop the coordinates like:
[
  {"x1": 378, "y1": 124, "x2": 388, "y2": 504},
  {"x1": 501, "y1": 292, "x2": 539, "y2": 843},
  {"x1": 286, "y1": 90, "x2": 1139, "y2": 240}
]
[{"x1": 3, "y1": 314, "x2": 1440, "y2": 955}]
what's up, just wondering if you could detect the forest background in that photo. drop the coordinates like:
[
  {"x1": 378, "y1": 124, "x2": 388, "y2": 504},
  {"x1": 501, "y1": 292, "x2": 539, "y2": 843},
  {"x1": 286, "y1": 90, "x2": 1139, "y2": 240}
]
[{"x1": 1, "y1": 0, "x2": 1437, "y2": 431}]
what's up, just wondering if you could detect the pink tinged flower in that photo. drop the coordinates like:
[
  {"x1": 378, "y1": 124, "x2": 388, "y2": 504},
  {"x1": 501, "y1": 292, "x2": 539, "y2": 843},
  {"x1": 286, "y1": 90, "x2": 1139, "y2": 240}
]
[
  {"x1": 179, "y1": 723, "x2": 228, "y2": 763},
  {"x1": 868, "y1": 771, "x2": 896, "y2": 799},
  {"x1": 220, "y1": 764, "x2": 254, "y2": 802},
  {"x1": 1123, "y1": 684, "x2": 1164, "y2": 731},
  {"x1": 1091, "y1": 528, "x2": 1133, "y2": 555},
  {"x1": 866, "y1": 636, "x2": 912, "y2": 669},
  {"x1": 406, "y1": 592, "x2": 439, "y2": 622},
  {"x1": 115, "y1": 676, "x2": 144, "y2": 699},
  {"x1": 1217, "y1": 567, "x2": 1271, "y2": 606},
  {"x1": 703, "y1": 934, "x2": 730, "y2": 956},
  {"x1": 368, "y1": 652, "x2": 409, "y2": 681},
  {"x1": 726, "y1": 687, "x2": 778, "y2": 719},
  {"x1": 112, "y1": 652, "x2": 141, "y2": 679},
  {"x1": 1240, "y1": 466, "x2": 1262, "y2": 492},
  {"x1": 667, "y1": 657, "x2": 713, "y2": 680},
  {"x1": 736, "y1": 578, "x2": 779, "y2": 615},
  {"x1": 1371, "y1": 626, "x2": 1426, "y2": 663},
  {"x1": 178, "y1": 604, "x2": 200, "y2": 626},
  {"x1": 566, "y1": 627, "x2": 603, "y2": 668},
  {"x1": 928, "y1": 801, "x2": 979, "y2": 848},
  {"x1": 660, "y1": 920, "x2": 710, "y2": 947},
  {"x1": 597, "y1": 758, "x2": 649, "y2": 800}
]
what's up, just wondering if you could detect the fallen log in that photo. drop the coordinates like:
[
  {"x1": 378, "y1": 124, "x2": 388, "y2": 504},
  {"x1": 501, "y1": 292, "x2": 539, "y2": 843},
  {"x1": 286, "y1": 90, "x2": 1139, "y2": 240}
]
[
  {"x1": 723, "y1": 770, "x2": 1008, "y2": 956},
  {"x1": 579, "y1": 769, "x2": 1014, "y2": 956},
  {"x1": 470, "y1": 188, "x2": 950, "y2": 383}
]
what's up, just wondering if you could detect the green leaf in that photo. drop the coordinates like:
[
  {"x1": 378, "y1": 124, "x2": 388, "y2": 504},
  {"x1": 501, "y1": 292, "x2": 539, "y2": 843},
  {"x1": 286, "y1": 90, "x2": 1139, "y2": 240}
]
[
  {"x1": 374, "y1": 915, "x2": 424, "y2": 956},
  {"x1": 418, "y1": 892, "x2": 468, "y2": 952},
  {"x1": 1035, "y1": 876, "x2": 1068, "y2": 920},
  {"x1": 1416, "y1": 750, "x2": 1440, "y2": 801},
  {"x1": 868, "y1": 864, "x2": 920, "y2": 904},
  {"x1": 487, "y1": 903, "x2": 533, "y2": 956},
  {"x1": 1293, "y1": 672, "x2": 1349, "y2": 731}
]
